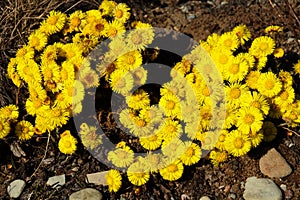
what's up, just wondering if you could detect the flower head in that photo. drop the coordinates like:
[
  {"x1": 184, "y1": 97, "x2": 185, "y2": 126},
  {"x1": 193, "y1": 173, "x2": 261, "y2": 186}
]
[
  {"x1": 159, "y1": 159, "x2": 184, "y2": 181},
  {"x1": 106, "y1": 169, "x2": 122, "y2": 192},
  {"x1": 58, "y1": 130, "x2": 77, "y2": 154},
  {"x1": 224, "y1": 130, "x2": 251, "y2": 157},
  {"x1": 15, "y1": 120, "x2": 34, "y2": 141}
]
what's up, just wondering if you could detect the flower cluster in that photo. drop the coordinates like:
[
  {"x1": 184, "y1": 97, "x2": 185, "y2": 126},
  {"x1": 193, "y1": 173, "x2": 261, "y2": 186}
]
[{"x1": 2, "y1": 0, "x2": 300, "y2": 194}]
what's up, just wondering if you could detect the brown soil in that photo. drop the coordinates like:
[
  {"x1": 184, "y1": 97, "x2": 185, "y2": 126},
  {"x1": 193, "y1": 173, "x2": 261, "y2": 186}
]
[{"x1": 0, "y1": 0, "x2": 300, "y2": 199}]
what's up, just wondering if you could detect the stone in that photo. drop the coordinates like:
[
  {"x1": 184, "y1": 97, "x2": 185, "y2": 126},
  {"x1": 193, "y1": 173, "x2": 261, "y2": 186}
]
[
  {"x1": 69, "y1": 188, "x2": 102, "y2": 200},
  {"x1": 7, "y1": 179, "x2": 26, "y2": 198},
  {"x1": 46, "y1": 174, "x2": 65, "y2": 187},
  {"x1": 86, "y1": 171, "x2": 108, "y2": 186},
  {"x1": 199, "y1": 196, "x2": 211, "y2": 200},
  {"x1": 243, "y1": 177, "x2": 282, "y2": 200},
  {"x1": 259, "y1": 148, "x2": 292, "y2": 178}
]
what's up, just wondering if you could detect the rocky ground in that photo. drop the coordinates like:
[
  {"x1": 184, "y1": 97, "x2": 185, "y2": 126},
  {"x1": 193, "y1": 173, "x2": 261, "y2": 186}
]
[{"x1": 0, "y1": 0, "x2": 300, "y2": 199}]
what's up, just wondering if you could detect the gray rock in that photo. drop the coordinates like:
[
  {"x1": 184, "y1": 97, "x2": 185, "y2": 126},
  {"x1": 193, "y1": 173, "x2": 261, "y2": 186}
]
[
  {"x1": 243, "y1": 177, "x2": 282, "y2": 200},
  {"x1": 46, "y1": 174, "x2": 65, "y2": 187},
  {"x1": 199, "y1": 196, "x2": 211, "y2": 200},
  {"x1": 259, "y1": 148, "x2": 292, "y2": 178},
  {"x1": 69, "y1": 188, "x2": 102, "y2": 200},
  {"x1": 7, "y1": 179, "x2": 26, "y2": 198},
  {"x1": 86, "y1": 171, "x2": 108, "y2": 186}
]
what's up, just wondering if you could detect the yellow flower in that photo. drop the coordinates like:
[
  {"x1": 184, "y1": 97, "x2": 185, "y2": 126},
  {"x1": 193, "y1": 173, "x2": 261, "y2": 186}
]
[
  {"x1": 249, "y1": 36, "x2": 275, "y2": 58},
  {"x1": 159, "y1": 93, "x2": 181, "y2": 118},
  {"x1": 274, "y1": 86, "x2": 295, "y2": 107},
  {"x1": 201, "y1": 131, "x2": 219, "y2": 150},
  {"x1": 126, "y1": 24, "x2": 154, "y2": 50},
  {"x1": 17, "y1": 59, "x2": 42, "y2": 84},
  {"x1": 82, "y1": 17, "x2": 107, "y2": 37},
  {"x1": 245, "y1": 70, "x2": 261, "y2": 89},
  {"x1": 99, "y1": 0, "x2": 117, "y2": 15},
  {"x1": 237, "y1": 53, "x2": 255, "y2": 69},
  {"x1": 273, "y1": 47, "x2": 284, "y2": 58},
  {"x1": 236, "y1": 107, "x2": 263, "y2": 134},
  {"x1": 113, "y1": 3, "x2": 130, "y2": 23},
  {"x1": 249, "y1": 130, "x2": 264, "y2": 147},
  {"x1": 225, "y1": 82, "x2": 249, "y2": 108},
  {"x1": 25, "y1": 98, "x2": 49, "y2": 116},
  {"x1": 224, "y1": 130, "x2": 251, "y2": 157},
  {"x1": 232, "y1": 24, "x2": 251, "y2": 45},
  {"x1": 7, "y1": 58, "x2": 22, "y2": 87},
  {"x1": 264, "y1": 25, "x2": 283, "y2": 34},
  {"x1": 180, "y1": 142, "x2": 201, "y2": 166},
  {"x1": 127, "y1": 161, "x2": 150, "y2": 186},
  {"x1": 15, "y1": 120, "x2": 34, "y2": 141},
  {"x1": 278, "y1": 70, "x2": 293, "y2": 87},
  {"x1": 261, "y1": 121, "x2": 277, "y2": 142},
  {"x1": 157, "y1": 118, "x2": 182, "y2": 143},
  {"x1": 65, "y1": 10, "x2": 85, "y2": 33},
  {"x1": 109, "y1": 69, "x2": 134, "y2": 95},
  {"x1": 143, "y1": 153, "x2": 166, "y2": 173},
  {"x1": 223, "y1": 56, "x2": 249, "y2": 83},
  {"x1": 255, "y1": 56, "x2": 268, "y2": 70},
  {"x1": 209, "y1": 150, "x2": 228, "y2": 166},
  {"x1": 257, "y1": 72, "x2": 282, "y2": 98},
  {"x1": 116, "y1": 50, "x2": 143, "y2": 71},
  {"x1": 161, "y1": 137, "x2": 185, "y2": 161},
  {"x1": 159, "y1": 159, "x2": 184, "y2": 181},
  {"x1": 126, "y1": 89, "x2": 150, "y2": 110},
  {"x1": 0, "y1": 104, "x2": 19, "y2": 120},
  {"x1": 293, "y1": 60, "x2": 300, "y2": 76},
  {"x1": 80, "y1": 125, "x2": 102, "y2": 150},
  {"x1": 60, "y1": 61, "x2": 75, "y2": 84},
  {"x1": 0, "y1": 119, "x2": 11, "y2": 139},
  {"x1": 41, "y1": 45, "x2": 58, "y2": 63},
  {"x1": 108, "y1": 146, "x2": 134, "y2": 168},
  {"x1": 40, "y1": 10, "x2": 67, "y2": 35},
  {"x1": 130, "y1": 67, "x2": 148, "y2": 86},
  {"x1": 58, "y1": 130, "x2": 77, "y2": 154},
  {"x1": 240, "y1": 91, "x2": 270, "y2": 115},
  {"x1": 218, "y1": 31, "x2": 240, "y2": 51},
  {"x1": 78, "y1": 66, "x2": 99, "y2": 89},
  {"x1": 28, "y1": 30, "x2": 48, "y2": 51},
  {"x1": 139, "y1": 133, "x2": 162, "y2": 150},
  {"x1": 47, "y1": 106, "x2": 70, "y2": 130},
  {"x1": 63, "y1": 80, "x2": 85, "y2": 105},
  {"x1": 104, "y1": 20, "x2": 126, "y2": 38},
  {"x1": 215, "y1": 129, "x2": 228, "y2": 150},
  {"x1": 128, "y1": 116, "x2": 154, "y2": 137},
  {"x1": 211, "y1": 48, "x2": 234, "y2": 72},
  {"x1": 105, "y1": 169, "x2": 122, "y2": 192},
  {"x1": 15, "y1": 45, "x2": 34, "y2": 60}
]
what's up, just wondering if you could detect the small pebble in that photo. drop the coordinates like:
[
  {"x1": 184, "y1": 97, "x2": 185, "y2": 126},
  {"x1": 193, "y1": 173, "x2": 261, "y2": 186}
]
[
  {"x1": 69, "y1": 188, "x2": 102, "y2": 200},
  {"x1": 280, "y1": 184, "x2": 287, "y2": 191},
  {"x1": 199, "y1": 196, "x2": 211, "y2": 200},
  {"x1": 7, "y1": 179, "x2": 26, "y2": 198},
  {"x1": 86, "y1": 171, "x2": 108, "y2": 186},
  {"x1": 243, "y1": 177, "x2": 282, "y2": 200},
  {"x1": 228, "y1": 193, "x2": 236, "y2": 199},
  {"x1": 259, "y1": 148, "x2": 292, "y2": 178},
  {"x1": 46, "y1": 174, "x2": 65, "y2": 187}
]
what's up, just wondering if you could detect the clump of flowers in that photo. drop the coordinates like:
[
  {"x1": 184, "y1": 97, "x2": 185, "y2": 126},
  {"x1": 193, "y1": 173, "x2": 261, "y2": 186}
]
[{"x1": 2, "y1": 0, "x2": 300, "y2": 194}]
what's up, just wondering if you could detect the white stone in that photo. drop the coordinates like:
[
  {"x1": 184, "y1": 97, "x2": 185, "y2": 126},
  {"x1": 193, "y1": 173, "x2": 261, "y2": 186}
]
[
  {"x1": 243, "y1": 177, "x2": 282, "y2": 200},
  {"x1": 86, "y1": 171, "x2": 108, "y2": 186},
  {"x1": 199, "y1": 196, "x2": 211, "y2": 200},
  {"x1": 7, "y1": 179, "x2": 26, "y2": 198},
  {"x1": 69, "y1": 188, "x2": 102, "y2": 200},
  {"x1": 46, "y1": 174, "x2": 65, "y2": 187}
]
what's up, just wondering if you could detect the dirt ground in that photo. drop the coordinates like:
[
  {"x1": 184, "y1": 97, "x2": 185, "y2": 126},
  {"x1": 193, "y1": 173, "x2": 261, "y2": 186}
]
[{"x1": 0, "y1": 0, "x2": 300, "y2": 199}]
